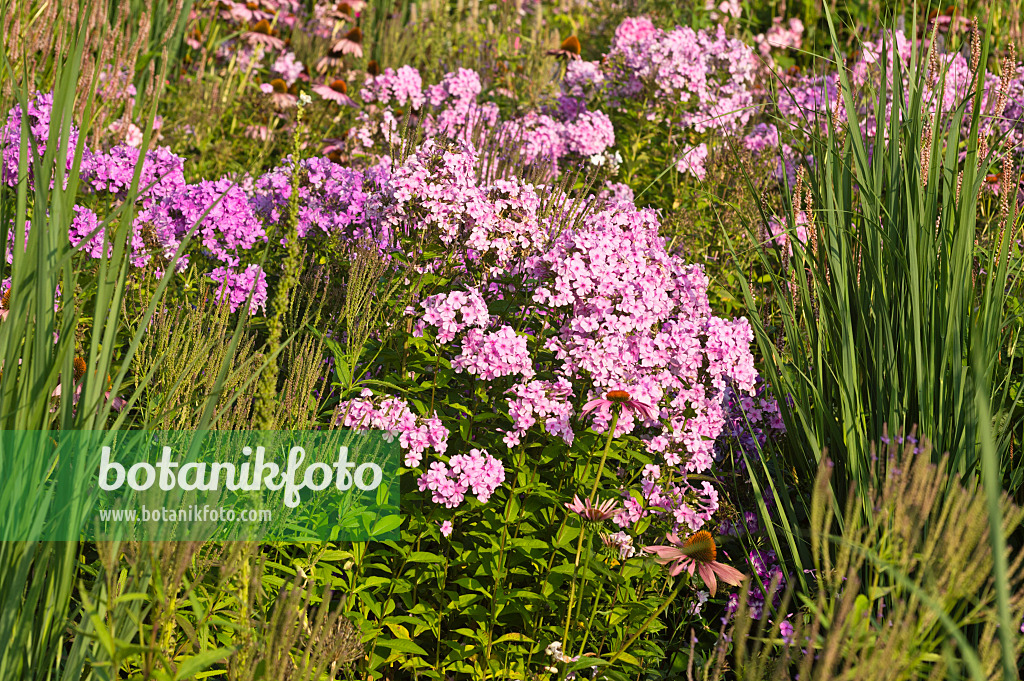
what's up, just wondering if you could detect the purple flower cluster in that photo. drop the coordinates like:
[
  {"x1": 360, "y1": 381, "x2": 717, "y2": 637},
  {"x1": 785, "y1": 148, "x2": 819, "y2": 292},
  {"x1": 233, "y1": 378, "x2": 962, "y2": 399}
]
[
  {"x1": 727, "y1": 548, "x2": 786, "y2": 620},
  {"x1": 371, "y1": 140, "x2": 552, "y2": 270},
  {"x1": 80, "y1": 144, "x2": 186, "y2": 202},
  {"x1": 251, "y1": 156, "x2": 369, "y2": 238},
  {"x1": 417, "y1": 448, "x2": 506, "y2": 508},
  {"x1": 1, "y1": 92, "x2": 80, "y2": 188}
]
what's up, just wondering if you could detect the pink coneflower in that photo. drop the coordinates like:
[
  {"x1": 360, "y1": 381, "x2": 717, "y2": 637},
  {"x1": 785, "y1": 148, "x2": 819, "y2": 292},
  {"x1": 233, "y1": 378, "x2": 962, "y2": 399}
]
[
  {"x1": 643, "y1": 530, "x2": 744, "y2": 597},
  {"x1": 337, "y1": 0, "x2": 366, "y2": 13},
  {"x1": 329, "y1": 26, "x2": 363, "y2": 58},
  {"x1": 547, "y1": 35, "x2": 581, "y2": 60},
  {"x1": 260, "y1": 78, "x2": 297, "y2": 108},
  {"x1": 312, "y1": 79, "x2": 356, "y2": 106},
  {"x1": 220, "y1": 0, "x2": 267, "y2": 24},
  {"x1": 243, "y1": 19, "x2": 286, "y2": 50},
  {"x1": 51, "y1": 357, "x2": 125, "y2": 412},
  {"x1": 565, "y1": 494, "x2": 618, "y2": 522},
  {"x1": 581, "y1": 389, "x2": 658, "y2": 422}
]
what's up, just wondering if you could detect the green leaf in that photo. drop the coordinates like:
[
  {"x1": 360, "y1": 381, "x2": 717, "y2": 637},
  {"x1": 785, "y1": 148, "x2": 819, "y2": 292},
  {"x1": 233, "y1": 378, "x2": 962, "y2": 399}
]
[
  {"x1": 376, "y1": 638, "x2": 430, "y2": 656},
  {"x1": 173, "y1": 649, "x2": 234, "y2": 681}
]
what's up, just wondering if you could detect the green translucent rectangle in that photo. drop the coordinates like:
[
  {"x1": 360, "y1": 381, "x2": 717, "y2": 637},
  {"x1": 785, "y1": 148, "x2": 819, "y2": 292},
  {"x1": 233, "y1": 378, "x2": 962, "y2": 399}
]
[{"x1": 0, "y1": 430, "x2": 401, "y2": 542}]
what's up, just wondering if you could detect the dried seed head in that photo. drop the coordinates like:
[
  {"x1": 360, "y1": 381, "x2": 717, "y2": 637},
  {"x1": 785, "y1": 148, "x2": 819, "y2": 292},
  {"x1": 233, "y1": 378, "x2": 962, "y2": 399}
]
[
  {"x1": 920, "y1": 115, "x2": 933, "y2": 187},
  {"x1": 995, "y1": 43, "x2": 1017, "y2": 119},
  {"x1": 970, "y1": 18, "x2": 981, "y2": 73},
  {"x1": 927, "y1": 23, "x2": 940, "y2": 86}
]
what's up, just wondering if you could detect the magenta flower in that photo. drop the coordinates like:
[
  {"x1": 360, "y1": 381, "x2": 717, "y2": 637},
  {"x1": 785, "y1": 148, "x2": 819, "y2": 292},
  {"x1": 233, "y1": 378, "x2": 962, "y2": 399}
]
[
  {"x1": 565, "y1": 495, "x2": 618, "y2": 522},
  {"x1": 439, "y1": 520, "x2": 453, "y2": 537},
  {"x1": 644, "y1": 530, "x2": 745, "y2": 597},
  {"x1": 581, "y1": 389, "x2": 658, "y2": 422}
]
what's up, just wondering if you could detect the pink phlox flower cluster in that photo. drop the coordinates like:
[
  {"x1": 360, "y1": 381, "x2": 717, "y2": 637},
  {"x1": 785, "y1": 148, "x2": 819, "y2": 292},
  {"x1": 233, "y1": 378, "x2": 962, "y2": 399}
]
[
  {"x1": 755, "y1": 17, "x2": 804, "y2": 58},
  {"x1": 68, "y1": 206, "x2": 110, "y2": 259},
  {"x1": 505, "y1": 112, "x2": 567, "y2": 173},
  {"x1": 150, "y1": 178, "x2": 266, "y2": 266},
  {"x1": 503, "y1": 377, "x2": 576, "y2": 448},
  {"x1": 633, "y1": 472, "x2": 721, "y2": 532},
  {"x1": 765, "y1": 213, "x2": 809, "y2": 255},
  {"x1": 595, "y1": 180, "x2": 635, "y2": 207},
  {"x1": 360, "y1": 65, "x2": 426, "y2": 109},
  {"x1": 852, "y1": 29, "x2": 914, "y2": 87},
  {"x1": 452, "y1": 326, "x2": 535, "y2": 381},
  {"x1": 466, "y1": 178, "x2": 548, "y2": 269},
  {"x1": 351, "y1": 66, "x2": 613, "y2": 174},
  {"x1": 426, "y1": 68, "x2": 482, "y2": 108},
  {"x1": 612, "y1": 495, "x2": 645, "y2": 528},
  {"x1": 417, "y1": 287, "x2": 490, "y2": 343},
  {"x1": 676, "y1": 143, "x2": 708, "y2": 180},
  {"x1": 743, "y1": 123, "x2": 780, "y2": 154},
  {"x1": 562, "y1": 110, "x2": 615, "y2": 156},
  {"x1": 271, "y1": 51, "x2": 305, "y2": 85},
  {"x1": 207, "y1": 264, "x2": 268, "y2": 314},
  {"x1": 562, "y1": 60, "x2": 605, "y2": 97},
  {"x1": 416, "y1": 448, "x2": 505, "y2": 507},
  {"x1": 525, "y1": 200, "x2": 758, "y2": 471},
  {"x1": 605, "y1": 21, "x2": 758, "y2": 132},
  {"x1": 336, "y1": 388, "x2": 450, "y2": 468}
]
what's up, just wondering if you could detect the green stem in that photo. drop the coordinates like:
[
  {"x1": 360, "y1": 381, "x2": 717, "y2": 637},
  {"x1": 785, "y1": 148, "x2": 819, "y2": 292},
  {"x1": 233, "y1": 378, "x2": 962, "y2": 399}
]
[
  {"x1": 561, "y1": 522, "x2": 587, "y2": 648},
  {"x1": 607, "y1": 579, "x2": 684, "y2": 667},
  {"x1": 588, "y1": 410, "x2": 620, "y2": 504}
]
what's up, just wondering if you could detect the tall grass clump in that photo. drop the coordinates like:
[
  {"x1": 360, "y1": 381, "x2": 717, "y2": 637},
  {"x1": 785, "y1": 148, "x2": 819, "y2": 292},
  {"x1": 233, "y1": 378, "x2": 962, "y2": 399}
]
[
  {"x1": 735, "y1": 8, "x2": 1023, "y2": 535},
  {"x1": 703, "y1": 432, "x2": 1024, "y2": 680},
  {"x1": 0, "y1": 3, "x2": 261, "y2": 678}
]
